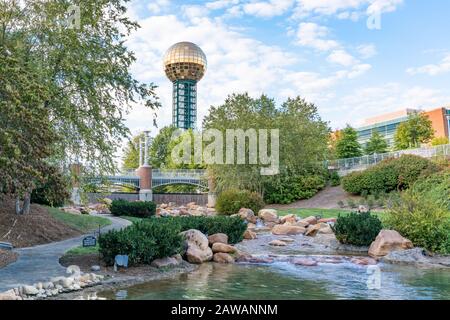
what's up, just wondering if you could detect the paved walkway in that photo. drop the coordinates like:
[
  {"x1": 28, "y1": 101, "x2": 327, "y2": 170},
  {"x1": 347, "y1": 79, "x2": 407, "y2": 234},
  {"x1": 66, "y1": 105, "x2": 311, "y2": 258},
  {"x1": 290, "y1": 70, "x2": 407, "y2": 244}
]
[{"x1": 0, "y1": 215, "x2": 131, "y2": 292}]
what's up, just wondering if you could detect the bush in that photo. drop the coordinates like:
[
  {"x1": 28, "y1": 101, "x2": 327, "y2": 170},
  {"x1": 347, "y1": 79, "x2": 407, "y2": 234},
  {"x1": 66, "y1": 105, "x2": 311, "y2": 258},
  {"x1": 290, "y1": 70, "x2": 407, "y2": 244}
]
[
  {"x1": 163, "y1": 216, "x2": 247, "y2": 244},
  {"x1": 31, "y1": 166, "x2": 70, "y2": 207},
  {"x1": 347, "y1": 199, "x2": 357, "y2": 209},
  {"x1": 342, "y1": 155, "x2": 440, "y2": 196},
  {"x1": 332, "y1": 212, "x2": 383, "y2": 246},
  {"x1": 99, "y1": 215, "x2": 247, "y2": 265},
  {"x1": 263, "y1": 172, "x2": 326, "y2": 204},
  {"x1": 385, "y1": 191, "x2": 450, "y2": 254},
  {"x1": 216, "y1": 189, "x2": 265, "y2": 215},
  {"x1": 110, "y1": 199, "x2": 156, "y2": 218},
  {"x1": 411, "y1": 170, "x2": 450, "y2": 210},
  {"x1": 99, "y1": 219, "x2": 183, "y2": 266},
  {"x1": 329, "y1": 171, "x2": 341, "y2": 187}
]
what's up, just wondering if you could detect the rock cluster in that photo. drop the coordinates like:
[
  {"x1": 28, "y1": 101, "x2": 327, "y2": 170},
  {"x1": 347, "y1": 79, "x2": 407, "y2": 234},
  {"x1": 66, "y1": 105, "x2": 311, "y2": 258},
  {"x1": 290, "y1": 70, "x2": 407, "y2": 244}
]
[
  {"x1": 368, "y1": 230, "x2": 414, "y2": 258},
  {"x1": 61, "y1": 199, "x2": 111, "y2": 215},
  {"x1": 0, "y1": 266, "x2": 104, "y2": 300},
  {"x1": 157, "y1": 202, "x2": 216, "y2": 217}
]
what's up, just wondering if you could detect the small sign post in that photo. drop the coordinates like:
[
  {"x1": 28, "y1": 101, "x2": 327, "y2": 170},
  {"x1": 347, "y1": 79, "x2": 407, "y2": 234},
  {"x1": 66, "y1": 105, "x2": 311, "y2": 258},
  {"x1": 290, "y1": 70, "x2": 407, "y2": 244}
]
[{"x1": 82, "y1": 235, "x2": 97, "y2": 247}]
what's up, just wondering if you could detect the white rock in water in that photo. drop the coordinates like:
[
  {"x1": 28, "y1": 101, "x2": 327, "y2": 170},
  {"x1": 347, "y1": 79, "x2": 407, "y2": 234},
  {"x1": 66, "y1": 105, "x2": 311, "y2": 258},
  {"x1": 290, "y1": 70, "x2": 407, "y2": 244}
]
[
  {"x1": 22, "y1": 285, "x2": 39, "y2": 296},
  {"x1": 43, "y1": 282, "x2": 54, "y2": 290},
  {"x1": 91, "y1": 265, "x2": 101, "y2": 272},
  {"x1": 61, "y1": 277, "x2": 74, "y2": 288}
]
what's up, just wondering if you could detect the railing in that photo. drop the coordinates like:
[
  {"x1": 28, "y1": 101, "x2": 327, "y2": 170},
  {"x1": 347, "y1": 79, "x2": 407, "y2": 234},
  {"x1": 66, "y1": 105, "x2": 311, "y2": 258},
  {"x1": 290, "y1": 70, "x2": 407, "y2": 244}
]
[
  {"x1": 152, "y1": 169, "x2": 207, "y2": 178},
  {"x1": 327, "y1": 144, "x2": 450, "y2": 173}
]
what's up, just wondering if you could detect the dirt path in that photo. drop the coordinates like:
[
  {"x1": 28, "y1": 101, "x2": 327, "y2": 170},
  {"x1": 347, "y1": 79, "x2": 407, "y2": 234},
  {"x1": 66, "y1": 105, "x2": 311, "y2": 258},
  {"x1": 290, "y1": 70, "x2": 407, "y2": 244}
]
[{"x1": 267, "y1": 186, "x2": 360, "y2": 210}]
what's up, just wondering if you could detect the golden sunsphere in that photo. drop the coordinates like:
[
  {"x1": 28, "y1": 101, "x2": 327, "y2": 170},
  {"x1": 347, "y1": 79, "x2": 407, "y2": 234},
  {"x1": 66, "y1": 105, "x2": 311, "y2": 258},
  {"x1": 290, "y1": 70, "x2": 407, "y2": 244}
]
[{"x1": 163, "y1": 42, "x2": 207, "y2": 82}]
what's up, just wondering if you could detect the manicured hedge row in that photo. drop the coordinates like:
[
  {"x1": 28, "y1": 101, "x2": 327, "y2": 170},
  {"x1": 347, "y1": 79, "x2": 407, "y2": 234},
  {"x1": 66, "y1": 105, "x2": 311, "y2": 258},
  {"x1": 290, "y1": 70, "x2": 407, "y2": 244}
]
[
  {"x1": 110, "y1": 199, "x2": 156, "y2": 218},
  {"x1": 99, "y1": 215, "x2": 247, "y2": 266},
  {"x1": 342, "y1": 155, "x2": 440, "y2": 196}
]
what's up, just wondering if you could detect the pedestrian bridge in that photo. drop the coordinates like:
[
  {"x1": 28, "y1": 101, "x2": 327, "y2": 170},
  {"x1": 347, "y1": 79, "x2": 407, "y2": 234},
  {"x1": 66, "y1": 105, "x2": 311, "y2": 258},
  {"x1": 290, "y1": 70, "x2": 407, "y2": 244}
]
[{"x1": 85, "y1": 169, "x2": 208, "y2": 190}]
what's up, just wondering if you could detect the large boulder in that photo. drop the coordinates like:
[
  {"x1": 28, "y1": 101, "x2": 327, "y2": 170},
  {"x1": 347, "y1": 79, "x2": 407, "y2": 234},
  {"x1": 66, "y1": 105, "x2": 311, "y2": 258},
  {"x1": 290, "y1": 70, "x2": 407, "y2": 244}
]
[
  {"x1": 243, "y1": 229, "x2": 257, "y2": 240},
  {"x1": 368, "y1": 230, "x2": 414, "y2": 258},
  {"x1": 212, "y1": 243, "x2": 237, "y2": 254},
  {"x1": 238, "y1": 208, "x2": 257, "y2": 223},
  {"x1": 305, "y1": 223, "x2": 333, "y2": 237},
  {"x1": 213, "y1": 252, "x2": 235, "y2": 264},
  {"x1": 280, "y1": 214, "x2": 297, "y2": 225},
  {"x1": 298, "y1": 216, "x2": 317, "y2": 226},
  {"x1": 272, "y1": 224, "x2": 306, "y2": 235},
  {"x1": 208, "y1": 233, "x2": 228, "y2": 246},
  {"x1": 180, "y1": 229, "x2": 213, "y2": 264},
  {"x1": 258, "y1": 209, "x2": 279, "y2": 223}
]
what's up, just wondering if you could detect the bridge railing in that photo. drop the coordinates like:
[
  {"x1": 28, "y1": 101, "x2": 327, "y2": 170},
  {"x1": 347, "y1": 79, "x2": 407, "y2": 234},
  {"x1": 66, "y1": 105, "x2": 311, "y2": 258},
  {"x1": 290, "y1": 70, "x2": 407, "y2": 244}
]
[
  {"x1": 326, "y1": 144, "x2": 450, "y2": 173},
  {"x1": 152, "y1": 169, "x2": 207, "y2": 178}
]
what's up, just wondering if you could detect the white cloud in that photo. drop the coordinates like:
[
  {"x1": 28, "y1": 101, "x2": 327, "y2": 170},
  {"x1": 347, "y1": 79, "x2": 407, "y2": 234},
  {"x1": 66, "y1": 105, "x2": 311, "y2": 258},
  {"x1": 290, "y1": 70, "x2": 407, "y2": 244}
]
[
  {"x1": 357, "y1": 44, "x2": 377, "y2": 59},
  {"x1": 295, "y1": 22, "x2": 339, "y2": 51},
  {"x1": 327, "y1": 49, "x2": 358, "y2": 66},
  {"x1": 243, "y1": 0, "x2": 295, "y2": 18},
  {"x1": 147, "y1": 0, "x2": 170, "y2": 14},
  {"x1": 367, "y1": 0, "x2": 403, "y2": 15},
  {"x1": 406, "y1": 54, "x2": 450, "y2": 76},
  {"x1": 206, "y1": 0, "x2": 240, "y2": 10}
]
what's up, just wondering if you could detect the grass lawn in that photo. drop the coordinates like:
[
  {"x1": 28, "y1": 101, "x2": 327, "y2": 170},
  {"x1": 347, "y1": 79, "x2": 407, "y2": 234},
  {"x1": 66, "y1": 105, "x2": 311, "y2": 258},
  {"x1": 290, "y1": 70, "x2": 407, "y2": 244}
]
[
  {"x1": 277, "y1": 208, "x2": 386, "y2": 220},
  {"x1": 65, "y1": 244, "x2": 99, "y2": 256},
  {"x1": 47, "y1": 207, "x2": 111, "y2": 233}
]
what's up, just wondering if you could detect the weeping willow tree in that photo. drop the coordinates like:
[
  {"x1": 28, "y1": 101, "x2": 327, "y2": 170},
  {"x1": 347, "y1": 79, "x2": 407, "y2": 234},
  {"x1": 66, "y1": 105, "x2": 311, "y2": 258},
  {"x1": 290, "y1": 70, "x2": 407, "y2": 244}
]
[{"x1": 0, "y1": 0, "x2": 160, "y2": 213}]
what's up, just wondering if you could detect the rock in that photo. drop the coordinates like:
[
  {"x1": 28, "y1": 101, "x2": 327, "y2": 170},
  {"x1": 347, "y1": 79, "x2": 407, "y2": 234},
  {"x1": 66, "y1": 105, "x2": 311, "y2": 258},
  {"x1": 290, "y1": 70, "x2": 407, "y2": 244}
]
[
  {"x1": 34, "y1": 282, "x2": 43, "y2": 290},
  {"x1": 350, "y1": 257, "x2": 377, "y2": 266},
  {"x1": 269, "y1": 240, "x2": 287, "y2": 247},
  {"x1": 208, "y1": 233, "x2": 228, "y2": 246},
  {"x1": 358, "y1": 205, "x2": 369, "y2": 213},
  {"x1": 298, "y1": 216, "x2": 317, "y2": 226},
  {"x1": 51, "y1": 289, "x2": 59, "y2": 296},
  {"x1": 22, "y1": 285, "x2": 39, "y2": 296},
  {"x1": 258, "y1": 209, "x2": 279, "y2": 223},
  {"x1": 294, "y1": 221, "x2": 309, "y2": 228},
  {"x1": 280, "y1": 214, "x2": 297, "y2": 225},
  {"x1": 243, "y1": 229, "x2": 257, "y2": 240},
  {"x1": 61, "y1": 277, "x2": 74, "y2": 289},
  {"x1": 380, "y1": 248, "x2": 450, "y2": 268},
  {"x1": 368, "y1": 230, "x2": 414, "y2": 258},
  {"x1": 186, "y1": 202, "x2": 196, "y2": 207},
  {"x1": 213, "y1": 252, "x2": 235, "y2": 263},
  {"x1": 172, "y1": 253, "x2": 183, "y2": 263},
  {"x1": 264, "y1": 222, "x2": 278, "y2": 228},
  {"x1": 272, "y1": 224, "x2": 306, "y2": 235},
  {"x1": 72, "y1": 284, "x2": 81, "y2": 290},
  {"x1": 91, "y1": 265, "x2": 101, "y2": 272},
  {"x1": 63, "y1": 208, "x2": 82, "y2": 215},
  {"x1": 318, "y1": 218, "x2": 337, "y2": 224},
  {"x1": 237, "y1": 255, "x2": 274, "y2": 264},
  {"x1": 180, "y1": 229, "x2": 213, "y2": 264},
  {"x1": 292, "y1": 258, "x2": 318, "y2": 266},
  {"x1": 151, "y1": 257, "x2": 180, "y2": 268},
  {"x1": 279, "y1": 237, "x2": 295, "y2": 243},
  {"x1": 211, "y1": 243, "x2": 236, "y2": 254},
  {"x1": 305, "y1": 223, "x2": 333, "y2": 237},
  {"x1": 238, "y1": 208, "x2": 257, "y2": 223},
  {"x1": 0, "y1": 289, "x2": 21, "y2": 300},
  {"x1": 247, "y1": 223, "x2": 256, "y2": 230},
  {"x1": 43, "y1": 282, "x2": 54, "y2": 290},
  {"x1": 160, "y1": 203, "x2": 168, "y2": 209}
]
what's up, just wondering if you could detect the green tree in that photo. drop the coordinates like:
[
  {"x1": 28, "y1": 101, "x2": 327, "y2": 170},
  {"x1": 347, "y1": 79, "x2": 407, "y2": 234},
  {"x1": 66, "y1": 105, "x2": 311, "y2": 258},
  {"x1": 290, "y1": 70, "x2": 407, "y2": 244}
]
[
  {"x1": 394, "y1": 113, "x2": 434, "y2": 150},
  {"x1": 335, "y1": 126, "x2": 363, "y2": 159},
  {"x1": 1, "y1": 1, "x2": 160, "y2": 212},
  {"x1": 121, "y1": 133, "x2": 147, "y2": 171},
  {"x1": 431, "y1": 136, "x2": 449, "y2": 146},
  {"x1": 150, "y1": 126, "x2": 178, "y2": 168},
  {"x1": 365, "y1": 131, "x2": 388, "y2": 155}
]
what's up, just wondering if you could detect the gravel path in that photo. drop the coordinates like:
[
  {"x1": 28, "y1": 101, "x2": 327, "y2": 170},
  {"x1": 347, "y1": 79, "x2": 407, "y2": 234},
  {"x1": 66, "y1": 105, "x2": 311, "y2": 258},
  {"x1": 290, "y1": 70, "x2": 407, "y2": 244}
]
[{"x1": 0, "y1": 214, "x2": 131, "y2": 292}]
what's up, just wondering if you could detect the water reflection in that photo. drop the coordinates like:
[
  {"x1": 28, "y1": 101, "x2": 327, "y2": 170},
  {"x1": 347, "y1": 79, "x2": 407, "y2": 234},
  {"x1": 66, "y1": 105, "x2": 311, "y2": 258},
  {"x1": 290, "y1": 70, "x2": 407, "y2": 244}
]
[{"x1": 101, "y1": 261, "x2": 450, "y2": 300}]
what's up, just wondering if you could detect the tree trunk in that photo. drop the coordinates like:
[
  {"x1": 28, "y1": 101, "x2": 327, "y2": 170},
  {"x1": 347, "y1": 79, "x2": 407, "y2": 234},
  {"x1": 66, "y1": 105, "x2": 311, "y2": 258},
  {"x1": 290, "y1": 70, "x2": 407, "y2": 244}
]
[{"x1": 15, "y1": 192, "x2": 31, "y2": 215}]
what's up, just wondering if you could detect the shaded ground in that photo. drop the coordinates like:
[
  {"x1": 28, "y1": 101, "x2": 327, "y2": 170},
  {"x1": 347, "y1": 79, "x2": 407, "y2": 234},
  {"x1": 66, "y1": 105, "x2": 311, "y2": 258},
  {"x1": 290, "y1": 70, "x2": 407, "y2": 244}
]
[
  {"x1": 0, "y1": 215, "x2": 131, "y2": 292},
  {"x1": 0, "y1": 249, "x2": 17, "y2": 269},
  {"x1": 0, "y1": 199, "x2": 82, "y2": 248},
  {"x1": 267, "y1": 186, "x2": 361, "y2": 210}
]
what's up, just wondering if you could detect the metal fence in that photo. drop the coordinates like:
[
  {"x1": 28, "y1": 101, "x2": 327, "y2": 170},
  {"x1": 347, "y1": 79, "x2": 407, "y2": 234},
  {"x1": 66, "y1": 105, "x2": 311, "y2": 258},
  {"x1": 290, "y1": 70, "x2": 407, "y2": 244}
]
[{"x1": 327, "y1": 144, "x2": 450, "y2": 174}]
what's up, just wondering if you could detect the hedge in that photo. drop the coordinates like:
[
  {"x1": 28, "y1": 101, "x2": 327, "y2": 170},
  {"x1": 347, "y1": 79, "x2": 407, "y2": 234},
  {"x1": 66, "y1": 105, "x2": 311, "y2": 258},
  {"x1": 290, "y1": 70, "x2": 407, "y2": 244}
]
[
  {"x1": 342, "y1": 155, "x2": 440, "y2": 195},
  {"x1": 332, "y1": 212, "x2": 383, "y2": 246},
  {"x1": 216, "y1": 189, "x2": 265, "y2": 216},
  {"x1": 110, "y1": 199, "x2": 156, "y2": 218},
  {"x1": 99, "y1": 215, "x2": 247, "y2": 266}
]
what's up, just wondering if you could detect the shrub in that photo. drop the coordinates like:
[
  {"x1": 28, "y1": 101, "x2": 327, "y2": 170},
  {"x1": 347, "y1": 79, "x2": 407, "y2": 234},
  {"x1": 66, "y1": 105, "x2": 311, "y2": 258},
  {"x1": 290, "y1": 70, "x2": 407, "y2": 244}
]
[
  {"x1": 263, "y1": 172, "x2": 326, "y2": 204},
  {"x1": 332, "y1": 212, "x2": 383, "y2": 246},
  {"x1": 411, "y1": 170, "x2": 450, "y2": 210},
  {"x1": 31, "y1": 166, "x2": 70, "y2": 207},
  {"x1": 162, "y1": 216, "x2": 247, "y2": 244},
  {"x1": 347, "y1": 199, "x2": 357, "y2": 209},
  {"x1": 99, "y1": 215, "x2": 247, "y2": 265},
  {"x1": 110, "y1": 199, "x2": 156, "y2": 218},
  {"x1": 329, "y1": 171, "x2": 341, "y2": 187},
  {"x1": 385, "y1": 191, "x2": 450, "y2": 254},
  {"x1": 216, "y1": 189, "x2": 265, "y2": 215},
  {"x1": 337, "y1": 200, "x2": 345, "y2": 208},
  {"x1": 366, "y1": 195, "x2": 375, "y2": 210},
  {"x1": 342, "y1": 155, "x2": 440, "y2": 195},
  {"x1": 99, "y1": 219, "x2": 183, "y2": 266}
]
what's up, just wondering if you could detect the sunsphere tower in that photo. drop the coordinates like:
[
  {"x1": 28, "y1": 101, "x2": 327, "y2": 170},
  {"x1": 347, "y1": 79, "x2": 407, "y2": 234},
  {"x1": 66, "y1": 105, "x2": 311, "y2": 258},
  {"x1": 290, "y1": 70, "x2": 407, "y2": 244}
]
[{"x1": 163, "y1": 42, "x2": 207, "y2": 129}]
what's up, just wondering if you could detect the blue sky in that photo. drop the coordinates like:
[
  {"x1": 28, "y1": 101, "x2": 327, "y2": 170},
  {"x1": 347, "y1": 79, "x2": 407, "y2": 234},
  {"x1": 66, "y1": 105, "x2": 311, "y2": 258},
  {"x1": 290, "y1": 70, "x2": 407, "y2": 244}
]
[{"x1": 123, "y1": 0, "x2": 450, "y2": 136}]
